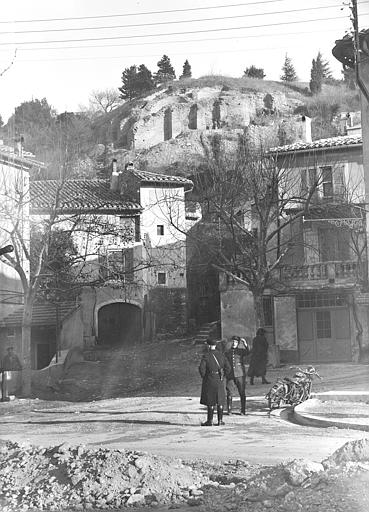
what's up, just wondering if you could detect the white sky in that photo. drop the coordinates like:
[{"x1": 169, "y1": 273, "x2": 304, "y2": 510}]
[{"x1": 0, "y1": 0, "x2": 368, "y2": 122}]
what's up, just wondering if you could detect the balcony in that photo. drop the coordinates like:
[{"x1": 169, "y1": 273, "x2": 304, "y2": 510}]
[{"x1": 278, "y1": 260, "x2": 366, "y2": 287}]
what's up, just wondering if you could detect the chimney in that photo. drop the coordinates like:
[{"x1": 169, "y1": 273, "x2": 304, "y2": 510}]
[
  {"x1": 110, "y1": 159, "x2": 119, "y2": 191},
  {"x1": 125, "y1": 161, "x2": 134, "y2": 171},
  {"x1": 300, "y1": 116, "x2": 312, "y2": 143}
]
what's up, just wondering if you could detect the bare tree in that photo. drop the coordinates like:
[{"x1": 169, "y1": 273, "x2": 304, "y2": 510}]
[
  {"x1": 88, "y1": 88, "x2": 122, "y2": 114},
  {"x1": 174, "y1": 134, "x2": 323, "y2": 327}
]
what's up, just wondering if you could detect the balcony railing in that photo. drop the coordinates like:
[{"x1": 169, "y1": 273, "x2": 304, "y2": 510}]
[{"x1": 278, "y1": 260, "x2": 366, "y2": 282}]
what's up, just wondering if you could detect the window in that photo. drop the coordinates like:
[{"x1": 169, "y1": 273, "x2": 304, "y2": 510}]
[
  {"x1": 157, "y1": 225, "x2": 164, "y2": 236},
  {"x1": 296, "y1": 293, "x2": 346, "y2": 308},
  {"x1": 99, "y1": 248, "x2": 134, "y2": 282},
  {"x1": 301, "y1": 168, "x2": 317, "y2": 195},
  {"x1": 320, "y1": 166, "x2": 333, "y2": 197},
  {"x1": 158, "y1": 272, "x2": 166, "y2": 285},
  {"x1": 318, "y1": 227, "x2": 350, "y2": 261},
  {"x1": 120, "y1": 216, "x2": 141, "y2": 243},
  {"x1": 262, "y1": 296, "x2": 274, "y2": 327},
  {"x1": 6, "y1": 327, "x2": 15, "y2": 338},
  {"x1": 316, "y1": 310, "x2": 331, "y2": 338},
  {"x1": 119, "y1": 217, "x2": 135, "y2": 241},
  {"x1": 134, "y1": 216, "x2": 140, "y2": 242}
]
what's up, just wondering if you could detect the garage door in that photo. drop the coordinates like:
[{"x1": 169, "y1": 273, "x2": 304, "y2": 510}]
[{"x1": 297, "y1": 308, "x2": 351, "y2": 363}]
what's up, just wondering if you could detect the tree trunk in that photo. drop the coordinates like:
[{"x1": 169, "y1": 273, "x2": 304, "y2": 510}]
[
  {"x1": 351, "y1": 296, "x2": 368, "y2": 363},
  {"x1": 253, "y1": 291, "x2": 265, "y2": 329},
  {"x1": 21, "y1": 299, "x2": 33, "y2": 396}
]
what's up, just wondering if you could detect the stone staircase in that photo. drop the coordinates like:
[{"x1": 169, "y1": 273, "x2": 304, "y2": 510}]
[{"x1": 192, "y1": 321, "x2": 220, "y2": 345}]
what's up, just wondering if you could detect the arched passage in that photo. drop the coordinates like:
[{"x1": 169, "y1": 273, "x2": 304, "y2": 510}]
[{"x1": 97, "y1": 302, "x2": 141, "y2": 346}]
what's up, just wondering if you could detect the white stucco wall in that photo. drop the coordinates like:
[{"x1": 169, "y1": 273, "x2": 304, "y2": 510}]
[
  {"x1": 0, "y1": 161, "x2": 30, "y2": 319},
  {"x1": 139, "y1": 185, "x2": 187, "y2": 289}
]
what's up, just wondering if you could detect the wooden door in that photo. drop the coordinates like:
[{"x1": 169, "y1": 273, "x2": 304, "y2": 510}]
[
  {"x1": 298, "y1": 308, "x2": 351, "y2": 363},
  {"x1": 297, "y1": 310, "x2": 316, "y2": 362}
]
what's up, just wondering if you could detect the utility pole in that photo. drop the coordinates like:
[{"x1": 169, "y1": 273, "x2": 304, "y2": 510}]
[{"x1": 350, "y1": 1, "x2": 369, "y2": 295}]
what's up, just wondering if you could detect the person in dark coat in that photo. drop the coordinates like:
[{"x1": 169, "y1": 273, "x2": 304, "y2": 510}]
[
  {"x1": 199, "y1": 339, "x2": 231, "y2": 426},
  {"x1": 1, "y1": 347, "x2": 22, "y2": 401},
  {"x1": 247, "y1": 328, "x2": 270, "y2": 385},
  {"x1": 224, "y1": 336, "x2": 249, "y2": 415}
]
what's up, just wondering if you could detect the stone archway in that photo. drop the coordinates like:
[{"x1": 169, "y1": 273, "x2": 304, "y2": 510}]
[{"x1": 97, "y1": 302, "x2": 142, "y2": 346}]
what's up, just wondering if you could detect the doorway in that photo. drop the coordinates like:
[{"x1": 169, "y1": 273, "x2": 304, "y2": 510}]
[
  {"x1": 97, "y1": 302, "x2": 142, "y2": 346},
  {"x1": 297, "y1": 307, "x2": 351, "y2": 363}
]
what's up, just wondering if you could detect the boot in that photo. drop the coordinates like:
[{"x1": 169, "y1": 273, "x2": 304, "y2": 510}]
[
  {"x1": 240, "y1": 396, "x2": 246, "y2": 415},
  {"x1": 201, "y1": 406, "x2": 214, "y2": 426},
  {"x1": 226, "y1": 396, "x2": 233, "y2": 415},
  {"x1": 216, "y1": 405, "x2": 225, "y2": 426},
  {"x1": 250, "y1": 377, "x2": 254, "y2": 385},
  {"x1": 262, "y1": 376, "x2": 270, "y2": 384}
]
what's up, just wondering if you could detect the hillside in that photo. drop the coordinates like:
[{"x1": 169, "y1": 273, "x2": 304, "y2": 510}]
[{"x1": 90, "y1": 76, "x2": 360, "y2": 176}]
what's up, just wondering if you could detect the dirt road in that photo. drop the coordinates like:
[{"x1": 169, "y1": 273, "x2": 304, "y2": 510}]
[{"x1": 1, "y1": 395, "x2": 368, "y2": 465}]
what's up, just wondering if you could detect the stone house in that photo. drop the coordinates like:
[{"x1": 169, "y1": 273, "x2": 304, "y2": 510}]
[
  {"x1": 1, "y1": 162, "x2": 192, "y2": 369},
  {"x1": 221, "y1": 123, "x2": 369, "y2": 364}
]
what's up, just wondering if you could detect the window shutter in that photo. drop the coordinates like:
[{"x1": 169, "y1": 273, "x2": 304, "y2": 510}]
[
  {"x1": 124, "y1": 248, "x2": 134, "y2": 282},
  {"x1": 333, "y1": 164, "x2": 345, "y2": 198}
]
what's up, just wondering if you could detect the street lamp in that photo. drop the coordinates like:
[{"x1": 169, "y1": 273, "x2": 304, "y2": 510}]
[{"x1": 0, "y1": 245, "x2": 14, "y2": 256}]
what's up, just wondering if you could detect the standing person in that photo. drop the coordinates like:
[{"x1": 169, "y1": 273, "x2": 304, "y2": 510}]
[
  {"x1": 1, "y1": 346, "x2": 22, "y2": 401},
  {"x1": 248, "y1": 328, "x2": 270, "y2": 385},
  {"x1": 199, "y1": 339, "x2": 230, "y2": 426},
  {"x1": 224, "y1": 336, "x2": 249, "y2": 415}
]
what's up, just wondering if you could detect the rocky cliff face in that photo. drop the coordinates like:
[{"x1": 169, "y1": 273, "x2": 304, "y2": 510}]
[{"x1": 100, "y1": 79, "x2": 308, "y2": 175}]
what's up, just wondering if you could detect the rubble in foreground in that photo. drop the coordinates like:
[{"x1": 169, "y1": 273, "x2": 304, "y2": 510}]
[{"x1": 0, "y1": 439, "x2": 369, "y2": 511}]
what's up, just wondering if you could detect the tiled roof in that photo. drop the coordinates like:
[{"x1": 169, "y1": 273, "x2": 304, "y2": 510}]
[
  {"x1": 0, "y1": 302, "x2": 79, "y2": 327},
  {"x1": 270, "y1": 135, "x2": 362, "y2": 155},
  {"x1": 31, "y1": 179, "x2": 142, "y2": 213},
  {"x1": 130, "y1": 168, "x2": 193, "y2": 189}
]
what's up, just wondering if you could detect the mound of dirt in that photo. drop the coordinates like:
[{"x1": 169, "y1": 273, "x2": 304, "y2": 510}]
[
  {"x1": 0, "y1": 441, "x2": 208, "y2": 511},
  {"x1": 323, "y1": 438, "x2": 369, "y2": 468},
  {"x1": 1, "y1": 440, "x2": 369, "y2": 511}
]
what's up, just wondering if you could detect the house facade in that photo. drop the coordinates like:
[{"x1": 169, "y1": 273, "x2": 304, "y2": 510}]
[
  {"x1": 0, "y1": 145, "x2": 44, "y2": 365},
  {"x1": 220, "y1": 128, "x2": 369, "y2": 364},
  {"x1": 1, "y1": 161, "x2": 192, "y2": 368}
]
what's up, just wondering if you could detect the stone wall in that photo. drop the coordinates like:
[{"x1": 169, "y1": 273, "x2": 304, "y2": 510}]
[
  {"x1": 147, "y1": 287, "x2": 187, "y2": 335},
  {"x1": 117, "y1": 86, "x2": 301, "y2": 152},
  {"x1": 274, "y1": 296, "x2": 299, "y2": 363}
]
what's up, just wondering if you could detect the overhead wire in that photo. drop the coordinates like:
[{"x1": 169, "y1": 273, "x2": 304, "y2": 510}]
[
  {"x1": 0, "y1": 0, "x2": 315, "y2": 24},
  {"x1": 15, "y1": 41, "x2": 345, "y2": 64},
  {"x1": 0, "y1": 14, "x2": 361, "y2": 47},
  {"x1": 0, "y1": 5, "x2": 353, "y2": 35},
  {"x1": 5, "y1": 27, "x2": 347, "y2": 54}
]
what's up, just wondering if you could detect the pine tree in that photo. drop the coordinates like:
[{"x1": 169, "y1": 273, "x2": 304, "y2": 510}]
[
  {"x1": 319, "y1": 51, "x2": 333, "y2": 80},
  {"x1": 310, "y1": 52, "x2": 333, "y2": 94},
  {"x1": 310, "y1": 58, "x2": 321, "y2": 94},
  {"x1": 155, "y1": 55, "x2": 176, "y2": 83},
  {"x1": 180, "y1": 59, "x2": 192, "y2": 79},
  {"x1": 280, "y1": 54, "x2": 298, "y2": 82},
  {"x1": 119, "y1": 64, "x2": 155, "y2": 101},
  {"x1": 244, "y1": 65, "x2": 265, "y2": 79},
  {"x1": 119, "y1": 65, "x2": 138, "y2": 100},
  {"x1": 135, "y1": 64, "x2": 155, "y2": 95}
]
